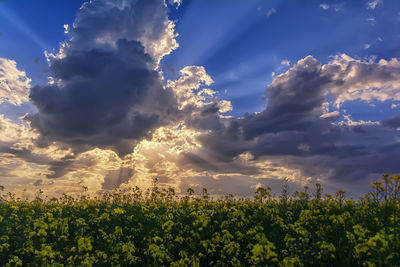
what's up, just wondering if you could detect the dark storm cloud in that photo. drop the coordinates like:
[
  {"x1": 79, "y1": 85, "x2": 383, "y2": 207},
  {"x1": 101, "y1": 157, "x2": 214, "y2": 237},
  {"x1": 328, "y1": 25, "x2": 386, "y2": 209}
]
[
  {"x1": 0, "y1": 146, "x2": 53, "y2": 166},
  {"x1": 0, "y1": 145, "x2": 98, "y2": 179},
  {"x1": 183, "y1": 56, "x2": 400, "y2": 191},
  {"x1": 183, "y1": 102, "x2": 223, "y2": 131},
  {"x1": 28, "y1": 0, "x2": 180, "y2": 158},
  {"x1": 29, "y1": 39, "x2": 178, "y2": 157},
  {"x1": 382, "y1": 114, "x2": 400, "y2": 128},
  {"x1": 241, "y1": 56, "x2": 331, "y2": 139}
]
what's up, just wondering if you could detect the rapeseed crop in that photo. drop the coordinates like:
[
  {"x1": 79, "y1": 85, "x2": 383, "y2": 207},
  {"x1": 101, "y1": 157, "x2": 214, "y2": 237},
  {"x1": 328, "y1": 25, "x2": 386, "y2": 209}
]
[{"x1": 0, "y1": 174, "x2": 399, "y2": 266}]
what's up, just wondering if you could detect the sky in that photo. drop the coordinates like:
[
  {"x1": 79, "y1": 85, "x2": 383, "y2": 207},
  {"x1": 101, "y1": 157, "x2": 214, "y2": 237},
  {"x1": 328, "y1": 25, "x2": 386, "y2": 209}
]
[{"x1": 0, "y1": 0, "x2": 400, "y2": 199}]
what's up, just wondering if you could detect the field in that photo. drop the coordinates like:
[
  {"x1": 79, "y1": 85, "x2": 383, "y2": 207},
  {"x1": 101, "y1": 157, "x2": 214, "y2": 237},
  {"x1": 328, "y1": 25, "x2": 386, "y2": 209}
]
[{"x1": 1, "y1": 174, "x2": 400, "y2": 266}]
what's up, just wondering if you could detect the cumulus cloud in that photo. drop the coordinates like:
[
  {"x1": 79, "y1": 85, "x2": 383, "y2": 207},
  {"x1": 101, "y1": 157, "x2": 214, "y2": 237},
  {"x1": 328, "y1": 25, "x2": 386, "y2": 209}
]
[
  {"x1": 29, "y1": 39, "x2": 179, "y2": 157},
  {"x1": 241, "y1": 56, "x2": 329, "y2": 139},
  {"x1": 322, "y1": 54, "x2": 400, "y2": 106},
  {"x1": 28, "y1": 0, "x2": 182, "y2": 158},
  {"x1": 183, "y1": 55, "x2": 400, "y2": 195},
  {"x1": 1, "y1": 0, "x2": 236, "y2": 193},
  {"x1": 167, "y1": 66, "x2": 214, "y2": 109},
  {"x1": 0, "y1": 58, "x2": 31, "y2": 105},
  {"x1": 166, "y1": 66, "x2": 232, "y2": 131},
  {"x1": 46, "y1": 0, "x2": 178, "y2": 67},
  {"x1": 2, "y1": 0, "x2": 400, "y2": 198}
]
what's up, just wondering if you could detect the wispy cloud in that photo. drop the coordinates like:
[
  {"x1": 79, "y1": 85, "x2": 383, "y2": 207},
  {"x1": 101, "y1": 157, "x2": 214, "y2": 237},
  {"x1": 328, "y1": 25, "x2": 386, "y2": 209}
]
[
  {"x1": 367, "y1": 0, "x2": 382, "y2": 10},
  {"x1": 367, "y1": 17, "x2": 376, "y2": 25},
  {"x1": 319, "y1": 3, "x2": 343, "y2": 12},
  {"x1": 320, "y1": 4, "x2": 330, "y2": 10}
]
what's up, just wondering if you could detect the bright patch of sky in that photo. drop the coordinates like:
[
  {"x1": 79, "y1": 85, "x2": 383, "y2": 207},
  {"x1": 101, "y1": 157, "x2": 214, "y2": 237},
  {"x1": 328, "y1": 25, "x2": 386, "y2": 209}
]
[{"x1": 1, "y1": 0, "x2": 400, "y2": 197}]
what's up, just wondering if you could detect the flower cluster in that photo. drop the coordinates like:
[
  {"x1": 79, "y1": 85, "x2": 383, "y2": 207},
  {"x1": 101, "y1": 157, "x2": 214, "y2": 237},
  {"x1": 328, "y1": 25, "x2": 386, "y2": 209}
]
[{"x1": 0, "y1": 174, "x2": 399, "y2": 266}]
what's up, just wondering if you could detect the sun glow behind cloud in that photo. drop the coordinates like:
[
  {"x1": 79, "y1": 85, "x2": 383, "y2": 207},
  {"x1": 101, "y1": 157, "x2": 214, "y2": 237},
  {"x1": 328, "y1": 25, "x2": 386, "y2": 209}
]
[{"x1": 0, "y1": 0, "x2": 400, "y2": 199}]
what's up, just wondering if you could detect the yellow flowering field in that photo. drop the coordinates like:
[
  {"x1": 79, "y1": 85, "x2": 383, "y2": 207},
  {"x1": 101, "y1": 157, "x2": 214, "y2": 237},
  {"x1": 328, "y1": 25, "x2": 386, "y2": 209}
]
[{"x1": 0, "y1": 174, "x2": 399, "y2": 266}]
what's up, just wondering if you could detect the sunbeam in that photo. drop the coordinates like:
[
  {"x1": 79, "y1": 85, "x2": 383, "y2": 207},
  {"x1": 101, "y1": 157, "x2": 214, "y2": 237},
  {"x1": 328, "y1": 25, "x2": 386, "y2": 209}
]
[{"x1": 0, "y1": 6, "x2": 52, "y2": 51}]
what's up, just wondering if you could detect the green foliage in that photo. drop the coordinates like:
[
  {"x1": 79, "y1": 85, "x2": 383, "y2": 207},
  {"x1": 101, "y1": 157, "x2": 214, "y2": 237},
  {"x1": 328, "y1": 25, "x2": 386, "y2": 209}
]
[{"x1": 0, "y1": 174, "x2": 399, "y2": 266}]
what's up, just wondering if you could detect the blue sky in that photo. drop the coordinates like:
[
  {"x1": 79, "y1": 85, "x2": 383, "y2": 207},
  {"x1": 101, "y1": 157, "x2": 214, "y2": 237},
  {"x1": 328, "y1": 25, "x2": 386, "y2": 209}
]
[
  {"x1": 1, "y1": 0, "x2": 400, "y2": 197},
  {"x1": 2, "y1": 0, "x2": 400, "y2": 118}
]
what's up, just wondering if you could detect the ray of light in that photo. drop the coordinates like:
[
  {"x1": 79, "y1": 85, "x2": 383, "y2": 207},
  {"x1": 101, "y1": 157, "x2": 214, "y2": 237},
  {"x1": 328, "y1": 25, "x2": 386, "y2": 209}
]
[
  {"x1": 0, "y1": 6, "x2": 52, "y2": 51},
  {"x1": 171, "y1": 0, "x2": 277, "y2": 68}
]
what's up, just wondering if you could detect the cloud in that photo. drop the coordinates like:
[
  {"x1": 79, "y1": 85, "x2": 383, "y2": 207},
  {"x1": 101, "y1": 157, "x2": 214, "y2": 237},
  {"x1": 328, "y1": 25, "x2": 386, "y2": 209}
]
[
  {"x1": 319, "y1": 3, "x2": 343, "y2": 12},
  {"x1": 167, "y1": 66, "x2": 214, "y2": 110},
  {"x1": 382, "y1": 114, "x2": 400, "y2": 129},
  {"x1": 182, "y1": 55, "x2": 400, "y2": 196},
  {"x1": 364, "y1": 44, "x2": 371, "y2": 49},
  {"x1": 63, "y1": 24, "x2": 69, "y2": 34},
  {"x1": 28, "y1": 0, "x2": 181, "y2": 158},
  {"x1": 0, "y1": 58, "x2": 31, "y2": 105},
  {"x1": 102, "y1": 167, "x2": 134, "y2": 190},
  {"x1": 166, "y1": 66, "x2": 232, "y2": 131},
  {"x1": 320, "y1": 110, "x2": 340, "y2": 119},
  {"x1": 2, "y1": 0, "x2": 400, "y2": 198},
  {"x1": 320, "y1": 4, "x2": 330, "y2": 10},
  {"x1": 29, "y1": 39, "x2": 179, "y2": 157},
  {"x1": 321, "y1": 54, "x2": 400, "y2": 106},
  {"x1": 367, "y1": 17, "x2": 376, "y2": 25},
  {"x1": 168, "y1": 0, "x2": 182, "y2": 8},
  {"x1": 1, "y1": 1, "x2": 234, "y2": 193},
  {"x1": 241, "y1": 56, "x2": 329, "y2": 138},
  {"x1": 280, "y1": 59, "x2": 290, "y2": 66},
  {"x1": 367, "y1": 0, "x2": 382, "y2": 10},
  {"x1": 48, "y1": 0, "x2": 178, "y2": 66}
]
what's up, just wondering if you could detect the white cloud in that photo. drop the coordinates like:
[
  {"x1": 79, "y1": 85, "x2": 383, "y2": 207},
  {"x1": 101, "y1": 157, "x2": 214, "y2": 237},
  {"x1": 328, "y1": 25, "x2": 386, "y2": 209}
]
[
  {"x1": 363, "y1": 37, "x2": 383, "y2": 50},
  {"x1": 367, "y1": 0, "x2": 382, "y2": 10},
  {"x1": 337, "y1": 115, "x2": 380, "y2": 127},
  {"x1": 320, "y1": 110, "x2": 340, "y2": 119},
  {"x1": 169, "y1": 0, "x2": 182, "y2": 7},
  {"x1": 319, "y1": 3, "x2": 342, "y2": 12},
  {"x1": 367, "y1": 17, "x2": 376, "y2": 25},
  {"x1": 48, "y1": 0, "x2": 179, "y2": 67},
  {"x1": 320, "y1": 4, "x2": 330, "y2": 10},
  {"x1": 281, "y1": 59, "x2": 290, "y2": 66},
  {"x1": 63, "y1": 24, "x2": 69, "y2": 34},
  {"x1": 322, "y1": 54, "x2": 400, "y2": 106},
  {"x1": 0, "y1": 58, "x2": 31, "y2": 105}
]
